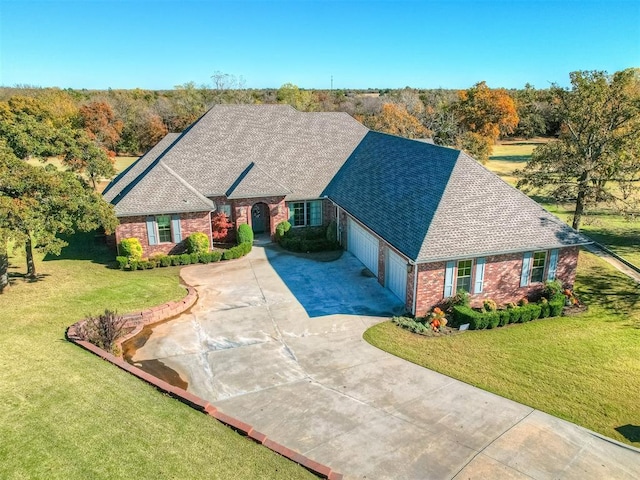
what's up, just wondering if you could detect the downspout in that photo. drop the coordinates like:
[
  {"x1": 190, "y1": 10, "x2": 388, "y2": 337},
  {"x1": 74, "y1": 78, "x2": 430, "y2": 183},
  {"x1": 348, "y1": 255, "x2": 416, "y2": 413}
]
[
  {"x1": 208, "y1": 208, "x2": 214, "y2": 249},
  {"x1": 411, "y1": 259, "x2": 418, "y2": 316}
]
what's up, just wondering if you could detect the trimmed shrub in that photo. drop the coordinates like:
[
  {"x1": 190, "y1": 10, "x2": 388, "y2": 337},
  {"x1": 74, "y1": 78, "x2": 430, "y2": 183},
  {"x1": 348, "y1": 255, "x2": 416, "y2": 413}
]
[
  {"x1": 544, "y1": 279, "x2": 564, "y2": 299},
  {"x1": 116, "y1": 256, "x2": 128, "y2": 270},
  {"x1": 275, "y1": 220, "x2": 291, "y2": 240},
  {"x1": 237, "y1": 224, "x2": 254, "y2": 244},
  {"x1": 129, "y1": 260, "x2": 139, "y2": 271},
  {"x1": 210, "y1": 251, "x2": 222, "y2": 262},
  {"x1": 179, "y1": 253, "x2": 191, "y2": 265},
  {"x1": 119, "y1": 237, "x2": 143, "y2": 261},
  {"x1": 485, "y1": 311, "x2": 500, "y2": 329},
  {"x1": 549, "y1": 295, "x2": 565, "y2": 317},
  {"x1": 519, "y1": 306, "x2": 532, "y2": 323},
  {"x1": 221, "y1": 242, "x2": 252, "y2": 261},
  {"x1": 498, "y1": 310, "x2": 510, "y2": 327},
  {"x1": 198, "y1": 252, "x2": 211, "y2": 264},
  {"x1": 528, "y1": 303, "x2": 542, "y2": 320},
  {"x1": 189, "y1": 252, "x2": 199, "y2": 264},
  {"x1": 452, "y1": 305, "x2": 487, "y2": 330},
  {"x1": 170, "y1": 255, "x2": 181, "y2": 266},
  {"x1": 539, "y1": 298, "x2": 550, "y2": 318},
  {"x1": 186, "y1": 232, "x2": 210, "y2": 254},
  {"x1": 508, "y1": 306, "x2": 522, "y2": 324},
  {"x1": 159, "y1": 255, "x2": 172, "y2": 267}
]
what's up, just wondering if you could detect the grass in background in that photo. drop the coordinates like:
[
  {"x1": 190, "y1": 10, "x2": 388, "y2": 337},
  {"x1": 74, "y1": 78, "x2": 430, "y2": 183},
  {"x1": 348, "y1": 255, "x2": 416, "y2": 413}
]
[
  {"x1": 487, "y1": 140, "x2": 640, "y2": 267},
  {"x1": 364, "y1": 250, "x2": 640, "y2": 446},
  {"x1": 0, "y1": 233, "x2": 315, "y2": 479},
  {"x1": 26, "y1": 156, "x2": 138, "y2": 193}
]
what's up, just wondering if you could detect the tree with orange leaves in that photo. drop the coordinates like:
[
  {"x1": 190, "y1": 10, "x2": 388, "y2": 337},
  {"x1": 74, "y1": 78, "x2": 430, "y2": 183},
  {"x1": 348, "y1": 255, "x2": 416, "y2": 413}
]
[
  {"x1": 359, "y1": 103, "x2": 431, "y2": 139},
  {"x1": 455, "y1": 81, "x2": 519, "y2": 142}
]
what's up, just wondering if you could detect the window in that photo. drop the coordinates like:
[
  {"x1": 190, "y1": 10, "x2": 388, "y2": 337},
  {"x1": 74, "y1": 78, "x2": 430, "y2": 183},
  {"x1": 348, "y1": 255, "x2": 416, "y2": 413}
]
[
  {"x1": 157, "y1": 215, "x2": 172, "y2": 243},
  {"x1": 456, "y1": 259, "x2": 473, "y2": 293},
  {"x1": 307, "y1": 200, "x2": 322, "y2": 226},
  {"x1": 218, "y1": 204, "x2": 232, "y2": 219},
  {"x1": 530, "y1": 251, "x2": 547, "y2": 283},
  {"x1": 288, "y1": 200, "x2": 322, "y2": 227}
]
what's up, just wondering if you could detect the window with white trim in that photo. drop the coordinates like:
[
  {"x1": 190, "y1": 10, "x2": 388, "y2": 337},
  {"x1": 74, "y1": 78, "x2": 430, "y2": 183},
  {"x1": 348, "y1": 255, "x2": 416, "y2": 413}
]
[
  {"x1": 218, "y1": 204, "x2": 232, "y2": 219},
  {"x1": 288, "y1": 200, "x2": 322, "y2": 227},
  {"x1": 456, "y1": 259, "x2": 473, "y2": 293},
  {"x1": 530, "y1": 251, "x2": 547, "y2": 283},
  {"x1": 156, "y1": 215, "x2": 172, "y2": 243}
]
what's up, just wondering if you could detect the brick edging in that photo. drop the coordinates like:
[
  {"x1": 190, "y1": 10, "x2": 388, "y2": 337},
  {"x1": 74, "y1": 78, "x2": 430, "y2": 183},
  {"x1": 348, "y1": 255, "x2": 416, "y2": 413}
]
[
  {"x1": 65, "y1": 288, "x2": 342, "y2": 479},
  {"x1": 66, "y1": 285, "x2": 199, "y2": 351}
]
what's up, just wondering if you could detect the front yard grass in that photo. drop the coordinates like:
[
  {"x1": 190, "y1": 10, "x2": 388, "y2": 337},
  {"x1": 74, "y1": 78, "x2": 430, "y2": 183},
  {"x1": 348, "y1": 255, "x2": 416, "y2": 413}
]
[
  {"x1": 0, "y1": 233, "x2": 315, "y2": 479},
  {"x1": 364, "y1": 250, "x2": 640, "y2": 446}
]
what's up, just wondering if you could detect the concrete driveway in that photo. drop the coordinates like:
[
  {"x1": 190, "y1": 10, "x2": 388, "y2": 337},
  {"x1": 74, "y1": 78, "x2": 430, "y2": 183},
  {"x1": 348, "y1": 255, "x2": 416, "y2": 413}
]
[{"x1": 129, "y1": 246, "x2": 640, "y2": 479}]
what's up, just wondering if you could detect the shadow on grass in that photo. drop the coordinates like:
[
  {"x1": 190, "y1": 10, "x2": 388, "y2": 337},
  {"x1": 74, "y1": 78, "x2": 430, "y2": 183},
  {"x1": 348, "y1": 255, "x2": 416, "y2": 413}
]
[
  {"x1": 582, "y1": 226, "x2": 640, "y2": 251},
  {"x1": 489, "y1": 155, "x2": 531, "y2": 163},
  {"x1": 43, "y1": 231, "x2": 114, "y2": 266},
  {"x1": 615, "y1": 424, "x2": 640, "y2": 443},
  {"x1": 576, "y1": 266, "x2": 640, "y2": 316}
]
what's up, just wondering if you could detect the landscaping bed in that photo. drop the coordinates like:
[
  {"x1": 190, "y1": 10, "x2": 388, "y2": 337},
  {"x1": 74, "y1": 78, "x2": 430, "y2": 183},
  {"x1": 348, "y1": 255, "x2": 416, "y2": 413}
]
[{"x1": 364, "y1": 250, "x2": 640, "y2": 447}]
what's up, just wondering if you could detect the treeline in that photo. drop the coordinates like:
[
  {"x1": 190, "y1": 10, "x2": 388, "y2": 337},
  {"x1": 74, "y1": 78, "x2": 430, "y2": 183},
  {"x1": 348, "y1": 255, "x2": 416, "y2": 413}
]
[{"x1": 0, "y1": 78, "x2": 558, "y2": 162}]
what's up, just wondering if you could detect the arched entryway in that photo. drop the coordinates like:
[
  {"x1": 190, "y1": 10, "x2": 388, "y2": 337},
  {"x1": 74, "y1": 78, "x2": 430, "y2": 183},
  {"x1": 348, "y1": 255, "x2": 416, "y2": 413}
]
[{"x1": 251, "y1": 202, "x2": 271, "y2": 235}]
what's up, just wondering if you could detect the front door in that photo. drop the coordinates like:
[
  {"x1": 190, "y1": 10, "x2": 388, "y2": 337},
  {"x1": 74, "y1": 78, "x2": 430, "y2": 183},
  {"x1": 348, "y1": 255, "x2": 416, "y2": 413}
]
[{"x1": 251, "y1": 203, "x2": 267, "y2": 234}]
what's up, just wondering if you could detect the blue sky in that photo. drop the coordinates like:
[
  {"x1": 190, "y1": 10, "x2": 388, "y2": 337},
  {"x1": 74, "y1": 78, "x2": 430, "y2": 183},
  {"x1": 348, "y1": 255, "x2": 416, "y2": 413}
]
[{"x1": 1, "y1": 0, "x2": 638, "y2": 90}]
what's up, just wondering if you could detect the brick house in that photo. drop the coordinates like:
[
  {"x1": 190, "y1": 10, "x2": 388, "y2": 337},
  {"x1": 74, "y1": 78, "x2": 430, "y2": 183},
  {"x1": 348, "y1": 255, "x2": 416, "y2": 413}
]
[{"x1": 104, "y1": 105, "x2": 590, "y2": 316}]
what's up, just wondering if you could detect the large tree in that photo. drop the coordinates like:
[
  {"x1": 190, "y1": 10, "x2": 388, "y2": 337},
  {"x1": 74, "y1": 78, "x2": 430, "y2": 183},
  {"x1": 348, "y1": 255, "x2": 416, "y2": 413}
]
[
  {"x1": 516, "y1": 69, "x2": 640, "y2": 230},
  {"x1": 0, "y1": 140, "x2": 117, "y2": 286},
  {"x1": 357, "y1": 103, "x2": 431, "y2": 139},
  {"x1": 454, "y1": 81, "x2": 519, "y2": 142}
]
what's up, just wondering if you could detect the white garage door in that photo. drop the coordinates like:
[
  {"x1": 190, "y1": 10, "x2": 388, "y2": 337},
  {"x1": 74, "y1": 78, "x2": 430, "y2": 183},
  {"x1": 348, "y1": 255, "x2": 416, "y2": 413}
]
[
  {"x1": 385, "y1": 248, "x2": 407, "y2": 303},
  {"x1": 348, "y1": 218, "x2": 379, "y2": 276}
]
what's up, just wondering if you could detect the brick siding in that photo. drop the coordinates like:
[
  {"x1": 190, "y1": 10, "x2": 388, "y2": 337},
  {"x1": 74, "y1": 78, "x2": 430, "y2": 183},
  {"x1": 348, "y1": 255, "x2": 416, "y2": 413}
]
[
  {"x1": 115, "y1": 211, "x2": 211, "y2": 257},
  {"x1": 413, "y1": 246, "x2": 581, "y2": 317}
]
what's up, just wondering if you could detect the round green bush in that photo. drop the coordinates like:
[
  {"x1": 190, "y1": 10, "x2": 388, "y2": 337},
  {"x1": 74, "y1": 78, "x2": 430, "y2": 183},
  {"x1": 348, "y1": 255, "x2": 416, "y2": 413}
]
[
  {"x1": 119, "y1": 237, "x2": 143, "y2": 260},
  {"x1": 275, "y1": 220, "x2": 291, "y2": 240},
  {"x1": 237, "y1": 223, "x2": 254, "y2": 244},
  {"x1": 186, "y1": 232, "x2": 210, "y2": 254}
]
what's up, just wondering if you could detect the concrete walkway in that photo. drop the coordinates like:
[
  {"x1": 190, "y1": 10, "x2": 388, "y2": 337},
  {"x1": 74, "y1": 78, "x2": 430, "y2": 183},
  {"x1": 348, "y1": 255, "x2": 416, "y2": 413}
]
[
  {"x1": 583, "y1": 243, "x2": 640, "y2": 283},
  {"x1": 129, "y1": 246, "x2": 640, "y2": 479}
]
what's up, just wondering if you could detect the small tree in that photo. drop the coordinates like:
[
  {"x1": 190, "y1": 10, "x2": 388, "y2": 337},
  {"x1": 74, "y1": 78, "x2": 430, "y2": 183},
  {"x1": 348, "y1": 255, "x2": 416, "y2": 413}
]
[
  {"x1": 211, "y1": 211, "x2": 232, "y2": 241},
  {"x1": 76, "y1": 309, "x2": 127, "y2": 353},
  {"x1": 186, "y1": 232, "x2": 210, "y2": 253}
]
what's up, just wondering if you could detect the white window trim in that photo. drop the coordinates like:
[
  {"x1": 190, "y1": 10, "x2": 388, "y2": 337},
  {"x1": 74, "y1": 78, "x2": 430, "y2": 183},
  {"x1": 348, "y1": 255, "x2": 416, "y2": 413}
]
[
  {"x1": 529, "y1": 250, "x2": 548, "y2": 284},
  {"x1": 156, "y1": 215, "x2": 172, "y2": 244},
  {"x1": 455, "y1": 259, "x2": 474, "y2": 293},
  {"x1": 288, "y1": 200, "x2": 323, "y2": 227}
]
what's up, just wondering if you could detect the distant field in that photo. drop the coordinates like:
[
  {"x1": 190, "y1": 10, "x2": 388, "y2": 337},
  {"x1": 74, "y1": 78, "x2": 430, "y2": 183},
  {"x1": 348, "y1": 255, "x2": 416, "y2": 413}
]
[
  {"x1": 487, "y1": 139, "x2": 640, "y2": 267},
  {"x1": 26, "y1": 156, "x2": 138, "y2": 193}
]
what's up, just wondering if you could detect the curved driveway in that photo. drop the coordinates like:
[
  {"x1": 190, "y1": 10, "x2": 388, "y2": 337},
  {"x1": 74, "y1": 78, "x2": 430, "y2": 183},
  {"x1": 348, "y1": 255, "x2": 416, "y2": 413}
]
[{"x1": 130, "y1": 246, "x2": 640, "y2": 479}]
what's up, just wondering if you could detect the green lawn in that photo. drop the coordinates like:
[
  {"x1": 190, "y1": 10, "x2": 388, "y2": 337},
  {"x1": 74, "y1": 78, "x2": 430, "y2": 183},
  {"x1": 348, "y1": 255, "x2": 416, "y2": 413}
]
[
  {"x1": 364, "y1": 250, "x2": 640, "y2": 446},
  {"x1": 487, "y1": 140, "x2": 640, "y2": 267},
  {"x1": 26, "y1": 156, "x2": 138, "y2": 193},
  {"x1": 0, "y1": 234, "x2": 315, "y2": 479}
]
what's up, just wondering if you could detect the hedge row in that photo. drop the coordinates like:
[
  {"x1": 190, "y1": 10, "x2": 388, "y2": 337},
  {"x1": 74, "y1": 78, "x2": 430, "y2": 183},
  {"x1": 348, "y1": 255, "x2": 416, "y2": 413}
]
[
  {"x1": 115, "y1": 242, "x2": 252, "y2": 271},
  {"x1": 452, "y1": 295, "x2": 565, "y2": 330}
]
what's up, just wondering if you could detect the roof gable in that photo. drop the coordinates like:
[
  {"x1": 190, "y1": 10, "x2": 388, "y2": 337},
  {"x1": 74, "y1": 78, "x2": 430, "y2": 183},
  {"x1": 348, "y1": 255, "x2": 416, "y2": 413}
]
[
  {"x1": 416, "y1": 152, "x2": 589, "y2": 261},
  {"x1": 324, "y1": 132, "x2": 459, "y2": 259}
]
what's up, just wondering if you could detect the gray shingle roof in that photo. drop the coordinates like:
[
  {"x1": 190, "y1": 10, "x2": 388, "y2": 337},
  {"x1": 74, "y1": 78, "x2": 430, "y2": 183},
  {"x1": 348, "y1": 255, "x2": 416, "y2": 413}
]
[
  {"x1": 111, "y1": 161, "x2": 214, "y2": 216},
  {"x1": 323, "y1": 132, "x2": 590, "y2": 262},
  {"x1": 105, "y1": 105, "x2": 590, "y2": 261},
  {"x1": 103, "y1": 133, "x2": 180, "y2": 203},
  {"x1": 153, "y1": 105, "x2": 368, "y2": 200}
]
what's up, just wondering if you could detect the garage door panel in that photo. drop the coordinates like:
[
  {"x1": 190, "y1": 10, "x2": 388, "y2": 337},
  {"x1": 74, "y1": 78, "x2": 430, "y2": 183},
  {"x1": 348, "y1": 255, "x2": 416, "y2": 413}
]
[
  {"x1": 348, "y1": 218, "x2": 379, "y2": 276},
  {"x1": 386, "y1": 248, "x2": 407, "y2": 303}
]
